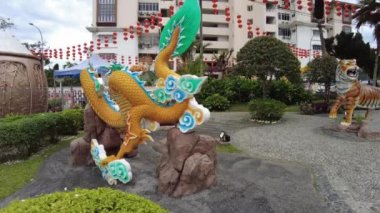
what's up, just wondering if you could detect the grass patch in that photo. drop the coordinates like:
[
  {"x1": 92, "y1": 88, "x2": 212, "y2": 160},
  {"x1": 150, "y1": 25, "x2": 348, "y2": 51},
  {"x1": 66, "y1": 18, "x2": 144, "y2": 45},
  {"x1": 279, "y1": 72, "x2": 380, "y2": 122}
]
[
  {"x1": 0, "y1": 133, "x2": 82, "y2": 201},
  {"x1": 228, "y1": 103, "x2": 249, "y2": 112},
  {"x1": 216, "y1": 144, "x2": 242, "y2": 154},
  {"x1": 285, "y1": 105, "x2": 299, "y2": 112},
  {"x1": 230, "y1": 103, "x2": 299, "y2": 113}
]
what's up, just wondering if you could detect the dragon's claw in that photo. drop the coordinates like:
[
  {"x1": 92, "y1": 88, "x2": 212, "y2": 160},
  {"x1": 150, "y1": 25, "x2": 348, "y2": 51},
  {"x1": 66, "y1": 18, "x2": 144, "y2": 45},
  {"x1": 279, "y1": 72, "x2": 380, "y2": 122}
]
[{"x1": 100, "y1": 155, "x2": 118, "y2": 167}]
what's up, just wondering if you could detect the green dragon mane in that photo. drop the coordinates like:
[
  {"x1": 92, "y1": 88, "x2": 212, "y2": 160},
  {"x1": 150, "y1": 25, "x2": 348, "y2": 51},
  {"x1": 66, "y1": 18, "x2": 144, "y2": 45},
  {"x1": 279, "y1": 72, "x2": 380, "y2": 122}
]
[{"x1": 159, "y1": 0, "x2": 201, "y2": 57}]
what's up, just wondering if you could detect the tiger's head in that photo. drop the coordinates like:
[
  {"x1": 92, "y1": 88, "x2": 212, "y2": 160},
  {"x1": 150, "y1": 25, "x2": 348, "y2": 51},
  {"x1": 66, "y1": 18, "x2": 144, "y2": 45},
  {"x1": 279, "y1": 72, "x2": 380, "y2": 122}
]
[{"x1": 337, "y1": 59, "x2": 360, "y2": 82}]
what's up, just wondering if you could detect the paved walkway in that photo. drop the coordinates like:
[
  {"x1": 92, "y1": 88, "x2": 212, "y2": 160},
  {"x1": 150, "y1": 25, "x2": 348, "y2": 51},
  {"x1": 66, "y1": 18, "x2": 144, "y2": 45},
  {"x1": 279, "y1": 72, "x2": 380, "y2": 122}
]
[
  {"x1": 1, "y1": 112, "x2": 379, "y2": 213},
  {"x1": 225, "y1": 112, "x2": 380, "y2": 213},
  {"x1": 0, "y1": 143, "x2": 330, "y2": 213}
]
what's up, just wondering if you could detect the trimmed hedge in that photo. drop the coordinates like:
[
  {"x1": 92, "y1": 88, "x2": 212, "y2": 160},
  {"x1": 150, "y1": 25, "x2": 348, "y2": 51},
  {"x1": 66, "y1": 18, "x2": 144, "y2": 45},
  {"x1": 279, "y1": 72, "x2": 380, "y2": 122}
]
[
  {"x1": 203, "y1": 94, "x2": 231, "y2": 111},
  {"x1": 197, "y1": 77, "x2": 310, "y2": 105},
  {"x1": 0, "y1": 109, "x2": 83, "y2": 163},
  {"x1": 248, "y1": 99, "x2": 286, "y2": 122},
  {"x1": 0, "y1": 188, "x2": 168, "y2": 213}
]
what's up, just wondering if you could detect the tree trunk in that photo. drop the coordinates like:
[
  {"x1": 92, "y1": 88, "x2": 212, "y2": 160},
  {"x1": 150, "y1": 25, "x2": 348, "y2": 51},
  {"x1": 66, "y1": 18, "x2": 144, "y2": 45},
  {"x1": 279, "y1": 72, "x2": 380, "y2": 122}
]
[
  {"x1": 262, "y1": 81, "x2": 268, "y2": 99},
  {"x1": 374, "y1": 50, "x2": 379, "y2": 87},
  {"x1": 317, "y1": 21, "x2": 327, "y2": 56},
  {"x1": 325, "y1": 83, "x2": 330, "y2": 104}
]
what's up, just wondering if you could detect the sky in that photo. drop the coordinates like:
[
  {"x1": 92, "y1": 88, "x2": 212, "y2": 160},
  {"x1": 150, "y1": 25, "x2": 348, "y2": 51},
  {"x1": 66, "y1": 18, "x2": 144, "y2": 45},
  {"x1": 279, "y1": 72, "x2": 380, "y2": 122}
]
[
  {"x1": 0, "y1": 0, "x2": 376, "y2": 61},
  {"x1": 0, "y1": 0, "x2": 92, "y2": 53}
]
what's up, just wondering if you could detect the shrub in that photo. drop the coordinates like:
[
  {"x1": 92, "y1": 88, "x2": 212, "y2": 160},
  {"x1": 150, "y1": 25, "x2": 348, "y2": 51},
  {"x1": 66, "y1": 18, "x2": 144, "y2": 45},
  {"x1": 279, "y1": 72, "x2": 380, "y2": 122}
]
[
  {"x1": 224, "y1": 76, "x2": 261, "y2": 103},
  {"x1": 0, "y1": 109, "x2": 84, "y2": 163},
  {"x1": 203, "y1": 94, "x2": 231, "y2": 111},
  {"x1": 197, "y1": 78, "x2": 235, "y2": 103},
  {"x1": 197, "y1": 77, "x2": 261, "y2": 104},
  {"x1": 300, "y1": 100, "x2": 331, "y2": 115},
  {"x1": 60, "y1": 109, "x2": 84, "y2": 135},
  {"x1": 248, "y1": 99, "x2": 286, "y2": 122},
  {"x1": 300, "y1": 103, "x2": 315, "y2": 115},
  {"x1": 269, "y1": 80, "x2": 312, "y2": 105},
  {"x1": 48, "y1": 99, "x2": 62, "y2": 112},
  {"x1": 0, "y1": 188, "x2": 168, "y2": 213}
]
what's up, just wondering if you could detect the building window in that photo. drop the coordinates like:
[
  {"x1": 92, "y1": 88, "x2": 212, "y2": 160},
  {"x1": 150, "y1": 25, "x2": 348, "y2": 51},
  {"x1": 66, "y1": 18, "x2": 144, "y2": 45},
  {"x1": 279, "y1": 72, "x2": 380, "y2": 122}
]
[
  {"x1": 278, "y1": 13, "x2": 290, "y2": 21},
  {"x1": 97, "y1": 0, "x2": 117, "y2": 26},
  {"x1": 343, "y1": 26, "x2": 352, "y2": 33},
  {"x1": 312, "y1": 45, "x2": 321, "y2": 50},
  {"x1": 278, "y1": 27, "x2": 291, "y2": 38},
  {"x1": 138, "y1": 3, "x2": 159, "y2": 12},
  {"x1": 266, "y1": 16, "x2": 276, "y2": 24},
  {"x1": 247, "y1": 5, "x2": 253, "y2": 11},
  {"x1": 313, "y1": 29, "x2": 320, "y2": 36}
]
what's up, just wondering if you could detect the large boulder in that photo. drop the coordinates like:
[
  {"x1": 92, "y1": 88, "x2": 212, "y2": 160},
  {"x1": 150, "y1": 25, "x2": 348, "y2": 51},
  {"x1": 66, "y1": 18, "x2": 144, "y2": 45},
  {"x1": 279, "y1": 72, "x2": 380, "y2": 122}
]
[
  {"x1": 155, "y1": 128, "x2": 217, "y2": 197},
  {"x1": 70, "y1": 106, "x2": 123, "y2": 166}
]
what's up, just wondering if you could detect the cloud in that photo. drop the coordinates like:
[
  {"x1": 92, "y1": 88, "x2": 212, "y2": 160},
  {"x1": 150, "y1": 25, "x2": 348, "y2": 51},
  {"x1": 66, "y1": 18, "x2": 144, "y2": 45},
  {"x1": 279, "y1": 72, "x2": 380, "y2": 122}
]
[{"x1": 0, "y1": 0, "x2": 92, "y2": 55}]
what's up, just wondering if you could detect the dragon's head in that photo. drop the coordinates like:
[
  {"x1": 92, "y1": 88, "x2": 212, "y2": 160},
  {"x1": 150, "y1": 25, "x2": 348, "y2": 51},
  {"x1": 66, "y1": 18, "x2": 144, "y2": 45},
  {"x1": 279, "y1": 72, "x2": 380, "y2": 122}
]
[{"x1": 337, "y1": 59, "x2": 360, "y2": 82}]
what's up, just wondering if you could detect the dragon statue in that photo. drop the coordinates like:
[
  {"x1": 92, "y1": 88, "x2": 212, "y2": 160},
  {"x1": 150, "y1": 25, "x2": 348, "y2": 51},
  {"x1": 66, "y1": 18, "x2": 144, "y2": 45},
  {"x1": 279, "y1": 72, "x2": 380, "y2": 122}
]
[
  {"x1": 329, "y1": 59, "x2": 380, "y2": 126},
  {"x1": 80, "y1": 0, "x2": 210, "y2": 184}
]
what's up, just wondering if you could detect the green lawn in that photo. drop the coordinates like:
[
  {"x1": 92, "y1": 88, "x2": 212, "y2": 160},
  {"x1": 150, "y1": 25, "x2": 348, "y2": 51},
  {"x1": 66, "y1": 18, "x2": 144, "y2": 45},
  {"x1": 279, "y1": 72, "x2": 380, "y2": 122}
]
[
  {"x1": 285, "y1": 105, "x2": 300, "y2": 112},
  {"x1": 228, "y1": 103, "x2": 249, "y2": 112},
  {"x1": 0, "y1": 133, "x2": 82, "y2": 201},
  {"x1": 228, "y1": 103, "x2": 299, "y2": 113},
  {"x1": 216, "y1": 144, "x2": 242, "y2": 154}
]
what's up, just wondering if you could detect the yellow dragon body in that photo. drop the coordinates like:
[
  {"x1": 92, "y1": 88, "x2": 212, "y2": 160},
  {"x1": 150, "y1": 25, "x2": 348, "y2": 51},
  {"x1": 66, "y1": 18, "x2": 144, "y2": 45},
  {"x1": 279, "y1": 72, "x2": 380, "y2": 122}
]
[{"x1": 80, "y1": 0, "x2": 209, "y2": 184}]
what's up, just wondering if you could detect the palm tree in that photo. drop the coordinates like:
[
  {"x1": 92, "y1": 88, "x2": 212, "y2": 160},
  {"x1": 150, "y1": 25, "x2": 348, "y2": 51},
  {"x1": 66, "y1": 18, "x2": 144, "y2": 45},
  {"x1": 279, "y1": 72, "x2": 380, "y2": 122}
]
[
  {"x1": 212, "y1": 49, "x2": 234, "y2": 77},
  {"x1": 353, "y1": 0, "x2": 380, "y2": 86}
]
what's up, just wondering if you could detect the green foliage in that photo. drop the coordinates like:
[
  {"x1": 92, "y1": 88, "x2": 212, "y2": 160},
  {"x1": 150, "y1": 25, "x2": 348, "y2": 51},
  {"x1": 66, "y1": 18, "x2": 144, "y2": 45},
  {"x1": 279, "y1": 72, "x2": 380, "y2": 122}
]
[
  {"x1": 203, "y1": 94, "x2": 231, "y2": 112},
  {"x1": 235, "y1": 36, "x2": 301, "y2": 97},
  {"x1": 306, "y1": 55, "x2": 338, "y2": 102},
  {"x1": 178, "y1": 57, "x2": 207, "y2": 76},
  {"x1": 248, "y1": 99, "x2": 286, "y2": 122},
  {"x1": 197, "y1": 77, "x2": 310, "y2": 105},
  {"x1": 299, "y1": 103, "x2": 315, "y2": 115},
  {"x1": 325, "y1": 32, "x2": 376, "y2": 76},
  {"x1": 0, "y1": 135, "x2": 78, "y2": 201},
  {"x1": 139, "y1": 71, "x2": 158, "y2": 86},
  {"x1": 197, "y1": 77, "x2": 261, "y2": 104},
  {"x1": 0, "y1": 110, "x2": 83, "y2": 163},
  {"x1": 60, "y1": 109, "x2": 84, "y2": 134},
  {"x1": 48, "y1": 98, "x2": 62, "y2": 111},
  {"x1": 0, "y1": 188, "x2": 168, "y2": 213},
  {"x1": 269, "y1": 80, "x2": 313, "y2": 105}
]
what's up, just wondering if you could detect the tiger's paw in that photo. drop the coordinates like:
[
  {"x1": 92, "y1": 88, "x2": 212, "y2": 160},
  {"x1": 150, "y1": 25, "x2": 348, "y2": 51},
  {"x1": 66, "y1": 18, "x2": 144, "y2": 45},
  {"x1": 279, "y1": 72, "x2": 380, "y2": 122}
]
[
  {"x1": 340, "y1": 121, "x2": 351, "y2": 127},
  {"x1": 329, "y1": 113, "x2": 337, "y2": 119}
]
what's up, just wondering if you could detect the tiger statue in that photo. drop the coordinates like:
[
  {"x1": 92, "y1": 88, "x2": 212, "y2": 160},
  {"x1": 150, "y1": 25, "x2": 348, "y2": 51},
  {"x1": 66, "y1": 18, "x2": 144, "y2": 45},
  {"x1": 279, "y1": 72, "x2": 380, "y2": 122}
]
[{"x1": 329, "y1": 59, "x2": 380, "y2": 126}]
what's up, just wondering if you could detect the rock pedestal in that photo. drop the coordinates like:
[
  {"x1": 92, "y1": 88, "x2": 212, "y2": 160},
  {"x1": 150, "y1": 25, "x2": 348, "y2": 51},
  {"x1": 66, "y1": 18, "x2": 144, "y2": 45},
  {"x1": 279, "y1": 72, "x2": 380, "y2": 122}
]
[
  {"x1": 326, "y1": 120, "x2": 380, "y2": 141},
  {"x1": 70, "y1": 106, "x2": 124, "y2": 166},
  {"x1": 155, "y1": 128, "x2": 217, "y2": 198}
]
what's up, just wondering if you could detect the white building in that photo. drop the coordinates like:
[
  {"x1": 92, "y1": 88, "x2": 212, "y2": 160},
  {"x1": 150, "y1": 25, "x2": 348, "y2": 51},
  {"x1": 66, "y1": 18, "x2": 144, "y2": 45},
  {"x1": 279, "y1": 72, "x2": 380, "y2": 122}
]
[{"x1": 87, "y1": 0, "x2": 354, "y2": 68}]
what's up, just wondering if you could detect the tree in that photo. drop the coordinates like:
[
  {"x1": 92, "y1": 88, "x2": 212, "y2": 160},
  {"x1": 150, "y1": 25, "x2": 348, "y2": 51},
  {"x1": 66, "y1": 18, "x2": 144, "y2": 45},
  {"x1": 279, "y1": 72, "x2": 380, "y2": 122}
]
[
  {"x1": 325, "y1": 32, "x2": 376, "y2": 77},
  {"x1": 22, "y1": 41, "x2": 50, "y2": 65},
  {"x1": 0, "y1": 17, "x2": 14, "y2": 30},
  {"x1": 211, "y1": 49, "x2": 233, "y2": 77},
  {"x1": 180, "y1": 40, "x2": 210, "y2": 65},
  {"x1": 306, "y1": 55, "x2": 338, "y2": 103},
  {"x1": 235, "y1": 36, "x2": 301, "y2": 98},
  {"x1": 353, "y1": 0, "x2": 380, "y2": 85}
]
